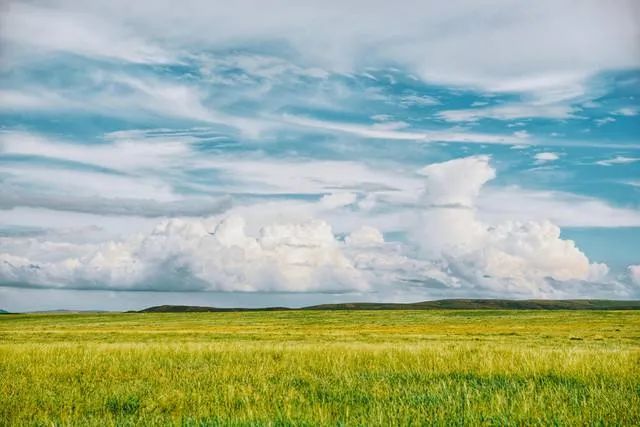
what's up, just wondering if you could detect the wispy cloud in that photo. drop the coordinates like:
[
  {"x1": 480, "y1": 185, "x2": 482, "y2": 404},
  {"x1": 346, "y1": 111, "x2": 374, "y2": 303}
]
[
  {"x1": 595, "y1": 156, "x2": 640, "y2": 166},
  {"x1": 281, "y1": 115, "x2": 531, "y2": 145}
]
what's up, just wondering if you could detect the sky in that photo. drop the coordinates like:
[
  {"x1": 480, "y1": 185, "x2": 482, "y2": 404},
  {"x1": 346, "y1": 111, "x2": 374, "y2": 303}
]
[{"x1": 0, "y1": 0, "x2": 639, "y2": 311}]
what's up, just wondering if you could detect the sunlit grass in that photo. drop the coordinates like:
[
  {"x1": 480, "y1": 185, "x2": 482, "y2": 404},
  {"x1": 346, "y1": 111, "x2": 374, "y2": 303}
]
[{"x1": 1, "y1": 310, "x2": 639, "y2": 425}]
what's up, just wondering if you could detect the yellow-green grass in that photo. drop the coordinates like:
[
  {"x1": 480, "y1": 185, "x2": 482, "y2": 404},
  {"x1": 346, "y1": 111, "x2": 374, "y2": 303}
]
[{"x1": 1, "y1": 310, "x2": 639, "y2": 426}]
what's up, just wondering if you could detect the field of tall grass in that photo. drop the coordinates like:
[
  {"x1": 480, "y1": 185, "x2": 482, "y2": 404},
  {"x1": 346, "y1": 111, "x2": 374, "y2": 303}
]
[{"x1": 1, "y1": 310, "x2": 638, "y2": 425}]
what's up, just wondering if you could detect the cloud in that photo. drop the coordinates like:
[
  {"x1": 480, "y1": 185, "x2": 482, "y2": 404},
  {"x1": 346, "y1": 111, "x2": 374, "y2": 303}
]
[
  {"x1": 414, "y1": 156, "x2": 611, "y2": 296},
  {"x1": 282, "y1": 115, "x2": 531, "y2": 145},
  {"x1": 0, "y1": 75, "x2": 267, "y2": 137},
  {"x1": 0, "y1": 217, "x2": 366, "y2": 292},
  {"x1": 0, "y1": 2, "x2": 172, "y2": 64},
  {"x1": 320, "y1": 192, "x2": 358, "y2": 209},
  {"x1": 0, "y1": 131, "x2": 192, "y2": 172},
  {"x1": 3, "y1": 130, "x2": 637, "y2": 230},
  {"x1": 0, "y1": 89, "x2": 69, "y2": 110},
  {"x1": 418, "y1": 156, "x2": 495, "y2": 208},
  {"x1": 345, "y1": 226, "x2": 384, "y2": 247},
  {"x1": 0, "y1": 131, "x2": 232, "y2": 216},
  {"x1": 437, "y1": 103, "x2": 575, "y2": 122},
  {"x1": 614, "y1": 107, "x2": 638, "y2": 116},
  {"x1": 3, "y1": 156, "x2": 634, "y2": 298},
  {"x1": 5, "y1": 0, "x2": 637, "y2": 96},
  {"x1": 197, "y1": 53, "x2": 330, "y2": 84},
  {"x1": 595, "y1": 156, "x2": 640, "y2": 166},
  {"x1": 533, "y1": 152, "x2": 560, "y2": 163},
  {"x1": 629, "y1": 265, "x2": 640, "y2": 286},
  {"x1": 0, "y1": 190, "x2": 231, "y2": 218},
  {"x1": 399, "y1": 94, "x2": 440, "y2": 107},
  {"x1": 595, "y1": 117, "x2": 616, "y2": 126},
  {"x1": 477, "y1": 187, "x2": 640, "y2": 227},
  {"x1": 2, "y1": 166, "x2": 177, "y2": 202}
]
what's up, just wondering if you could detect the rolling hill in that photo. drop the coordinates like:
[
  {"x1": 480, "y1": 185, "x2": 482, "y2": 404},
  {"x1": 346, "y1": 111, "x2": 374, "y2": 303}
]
[{"x1": 139, "y1": 299, "x2": 640, "y2": 312}]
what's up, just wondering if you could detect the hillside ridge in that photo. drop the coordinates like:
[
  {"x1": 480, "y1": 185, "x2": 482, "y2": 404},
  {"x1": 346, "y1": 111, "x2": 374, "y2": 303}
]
[{"x1": 139, "y1": 299, "x2": 640, "y2": 312}]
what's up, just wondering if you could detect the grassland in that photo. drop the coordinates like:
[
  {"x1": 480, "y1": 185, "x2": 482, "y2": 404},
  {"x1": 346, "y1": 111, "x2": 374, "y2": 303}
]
[{"x1": 0, "y1": 310, "x2": 639, "y2": 426}]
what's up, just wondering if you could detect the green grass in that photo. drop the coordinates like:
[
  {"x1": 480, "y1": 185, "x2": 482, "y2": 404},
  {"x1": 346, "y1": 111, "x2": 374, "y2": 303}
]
[{"x1": 1, "y1": 310, "x2": 639, "y2": 426}]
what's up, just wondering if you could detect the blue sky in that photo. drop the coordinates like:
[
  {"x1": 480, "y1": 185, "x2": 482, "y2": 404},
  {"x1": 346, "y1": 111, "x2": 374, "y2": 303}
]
[{"x1": 1, "y1": 1, "x2": 639, "y2": 311}]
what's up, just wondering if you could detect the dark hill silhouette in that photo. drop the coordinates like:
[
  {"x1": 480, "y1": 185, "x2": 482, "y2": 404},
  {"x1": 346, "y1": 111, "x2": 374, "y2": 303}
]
[{"x1": 139, "y1": 299, "x2": 640, "y2": 312}]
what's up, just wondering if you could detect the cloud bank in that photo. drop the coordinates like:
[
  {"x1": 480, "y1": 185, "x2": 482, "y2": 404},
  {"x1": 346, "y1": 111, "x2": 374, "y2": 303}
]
[{"x1": 2, "y1": 156, "x2": 635, "y2": 298}]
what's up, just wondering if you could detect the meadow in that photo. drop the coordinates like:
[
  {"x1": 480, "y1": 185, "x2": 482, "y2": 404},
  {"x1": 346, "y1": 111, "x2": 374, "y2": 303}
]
[{"x1": 0, "y1": 310, "x2": 639, "y2": 426}]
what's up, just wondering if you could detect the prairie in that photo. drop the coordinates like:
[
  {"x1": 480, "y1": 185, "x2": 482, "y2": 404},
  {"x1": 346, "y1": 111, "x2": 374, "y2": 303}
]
[{"x1": 0, "y1": 310, "x2": 639, "y2": 426}]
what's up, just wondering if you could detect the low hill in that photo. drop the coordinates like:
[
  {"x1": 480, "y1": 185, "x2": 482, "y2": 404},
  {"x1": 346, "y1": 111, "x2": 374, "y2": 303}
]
[
  {"x1": 0, "y1": 309, "x2": 9, "y2": 314},
  {"x1": 139, "y1": 305, "x2": 292, "y2": 313},
  {"x1": 139, "y1": 299, "x2": 640, "y2": 312},
  {"x1": 305, "y1": 299, "x2": 640, "y2": 310}
]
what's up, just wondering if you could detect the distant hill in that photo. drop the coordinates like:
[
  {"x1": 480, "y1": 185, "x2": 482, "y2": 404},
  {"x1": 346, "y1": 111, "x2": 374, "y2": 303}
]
[
  {"x1": 0, "y1": 309, "x2": 10, "y2": 314},
  {"x1": 304, "y1": 299, "x2": 640, "y2": 310},
  {"x1": 139, "y1": 299, "x2": 640, "y2": 312},
  {"x1": 26, "y1": 310, "x2": 111, "y2": 314},
  {"x1": 139, "y1": 305, "x2": 292, "y2": 313}
]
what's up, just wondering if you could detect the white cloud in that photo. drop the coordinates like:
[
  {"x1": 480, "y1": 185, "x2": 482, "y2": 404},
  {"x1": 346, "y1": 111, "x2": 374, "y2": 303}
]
[
  {"x1": 5, "y1": 0, "x2": 637, "y2": 96},
  {"x1": 345, "y1": 226, "x2": 384, "y2": 247},
  {"x1": 418, "y1": 156, "x2": 495, "y2": 208},
  {"x1": 3, "y1": 155, "x2": 633, "y2": 298},
  {"x1": 0, "y1": 76, "x2": 268, "y2": 137},
  {"x1": 371, "y1": 114, "x2": 393, "y2": 122},
  {"x1": 1, "y1": 2, "x2": 172, "y2": 64},
  {"x1": 0, "y1": 189, "x2": 231, "y2": 218},
  {"x1": 533, "y1": 152, "x2": 560, "y2": 163},
  {"x1": 320, "y1": 192, "x2": 358, "y2": 209},
  {"x1": 595, "y1": 117, "x2": 616, "y2": 126},
  {"x1": 437, "y1": 103, "x2": 575, "y2": 122},
  {"x1": 198, "y1": 53, "x2": 329, "y2": 83},
  {"x1": 0, "y1": 89, "x2": 69, "y2": 110},
  {"x1": 0, "y1": 131, "x2": 233, "y2": 216},
  {"x1": 399, "y1": 94, "x2": 440, "y2": 107},
  {"x1": 282, "y1": 115, "x2": 531, "y2": 145},
  {"x1": 477, "y1": 187, "x2": 640, "y2": 227},
  {"x1": 614, "y1": 107, "x2": 638, "y2": 116},
  {"x1": 197, "y1": 155, "x2": 422, "y2": 196},
  {"x1": 629, "y1": 265, "x2": 640, "y2": 286},
  {"x1": 3, "y1": 130, "x2": 637, "y2": 231},
  {"x1": 0, "y1": 131, "x2": 192, "y2": 172},
  {"x1": 414, "y1": 156, "x2": 610, "y2": 296},
  {"x1": 595, "y1": 156, "x2": 640, "y2": 166},
  {"x1": 0, "y1": 217, "x2": 366, "y2": 292},
  {"x1": 1, "y1": 165, "x2": 177, "y2": 202}
]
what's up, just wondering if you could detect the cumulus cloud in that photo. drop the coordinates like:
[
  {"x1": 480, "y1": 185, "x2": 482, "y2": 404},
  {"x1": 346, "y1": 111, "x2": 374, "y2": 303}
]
[
  {"x1": 418, "y1": 156, "x2": 495, "y2": 208},
  {"x1": 415, "y1": 156, "x2": 610, "y2": 296},
  {"x1": 345, "y1": 226, "x2": 384, "y2": 247},
  {"x1": 2, "y1": 156, "x2": 631, "y2": 298},
  {"x1": 628, "y1": 265, "x2": 640, "y2": 286},
  {"x1": 0, "y1": 217, "x2": 366, "y2": 292}
]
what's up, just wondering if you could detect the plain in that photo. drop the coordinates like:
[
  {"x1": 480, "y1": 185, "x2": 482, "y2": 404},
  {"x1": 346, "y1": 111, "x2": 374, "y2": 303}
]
[{"x1": 1, "y1": 310, "x2": 639, "y2": 426}]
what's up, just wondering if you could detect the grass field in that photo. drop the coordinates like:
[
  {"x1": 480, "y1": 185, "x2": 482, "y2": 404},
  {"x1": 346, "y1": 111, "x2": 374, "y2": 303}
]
[{"x1": 1, "y1": 310, "x2": 639, "y2": 426}]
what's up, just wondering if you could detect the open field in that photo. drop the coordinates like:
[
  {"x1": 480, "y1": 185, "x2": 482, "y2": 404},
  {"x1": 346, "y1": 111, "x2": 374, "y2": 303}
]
[{"x1": 1, "y1": 310, "x2": 639, "y2": 426}]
